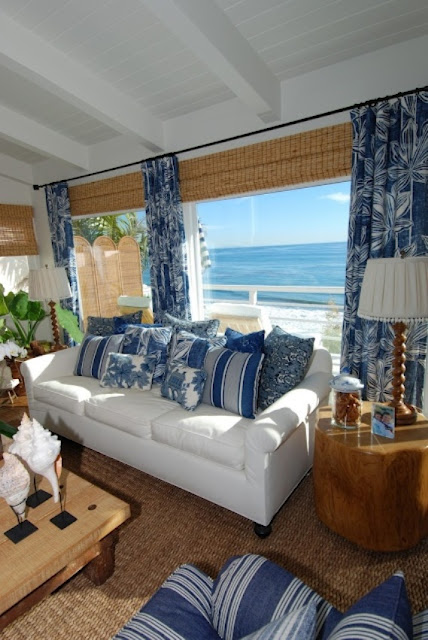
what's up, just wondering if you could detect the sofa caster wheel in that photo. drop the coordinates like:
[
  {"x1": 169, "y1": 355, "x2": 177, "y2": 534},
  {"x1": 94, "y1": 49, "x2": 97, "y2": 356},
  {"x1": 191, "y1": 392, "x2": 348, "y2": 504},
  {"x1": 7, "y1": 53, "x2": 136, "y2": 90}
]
[{"x1": 254, "y1": 522, "x2": 272, "y2": 538}]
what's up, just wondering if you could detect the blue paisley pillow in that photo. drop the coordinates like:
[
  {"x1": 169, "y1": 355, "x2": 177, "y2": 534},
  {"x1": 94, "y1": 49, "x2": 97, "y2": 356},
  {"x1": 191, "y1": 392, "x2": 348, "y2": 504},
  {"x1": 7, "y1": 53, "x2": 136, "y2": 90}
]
[
  {"x1": 162, "y1": 313, "x2": 220, "y2": 338},
  {"x1": 121, "y1": 326, "x2": 173, "y2": 383},
  {"x1": 258, "y1": 326, "x2": 314, "y2": 411},
  {"x1": 86, "y1": 312, "x2": 141, "y2": 336},
  {"x1": 225, "y1": 328, "x2": 265, "y2": 353},
  {"x1": 100, "y1": 352, "x2": 157, "y2": 390},
  {"x1": 161, "y1": 362, "x2": 207, "y2": 411}
]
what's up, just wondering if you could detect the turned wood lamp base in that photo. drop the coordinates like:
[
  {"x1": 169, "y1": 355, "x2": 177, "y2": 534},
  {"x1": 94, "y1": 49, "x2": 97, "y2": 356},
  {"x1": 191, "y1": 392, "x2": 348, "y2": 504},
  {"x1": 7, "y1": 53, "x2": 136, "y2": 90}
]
[{"x1": 390, "y1": 321, "x2": 418, "y2": 426}]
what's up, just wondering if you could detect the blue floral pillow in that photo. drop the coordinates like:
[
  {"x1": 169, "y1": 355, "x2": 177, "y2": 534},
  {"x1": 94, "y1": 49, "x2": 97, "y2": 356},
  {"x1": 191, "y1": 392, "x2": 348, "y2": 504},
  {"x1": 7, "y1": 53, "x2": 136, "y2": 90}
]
[
  {"x1": 161, "y1": 362, "x2": 207, "y2": 411},
  {"x1": 162, "y1": 313, "x2": 219, "y2": 338},
  {"x1": 121, "y1": 326, "x2": 173, "y2": 383},
  {"x1": 258, "y1": 326, "x2": 314, "y2": 411},
  {"x1": 169, "y1": 330, "x2": 210, "y2": 368},
  {"x1": 113, "y1": 319, "x2": 162, "y2": 334},
  {"x1": 225, "y1": 328, "x2": 265, "y2": 353},
  {"x1": 100, "y1": 352, "x2": 157, "y2": 390},
  {"x1": 86, "y1": 312, "x2": 141, "y2": 336}
]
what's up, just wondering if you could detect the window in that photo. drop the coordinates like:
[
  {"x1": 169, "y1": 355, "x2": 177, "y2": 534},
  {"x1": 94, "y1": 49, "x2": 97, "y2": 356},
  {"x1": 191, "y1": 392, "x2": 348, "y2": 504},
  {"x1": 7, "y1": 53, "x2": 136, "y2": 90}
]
[{"x1": 196, "y1": 181, "x2": 350, "y2": 360}]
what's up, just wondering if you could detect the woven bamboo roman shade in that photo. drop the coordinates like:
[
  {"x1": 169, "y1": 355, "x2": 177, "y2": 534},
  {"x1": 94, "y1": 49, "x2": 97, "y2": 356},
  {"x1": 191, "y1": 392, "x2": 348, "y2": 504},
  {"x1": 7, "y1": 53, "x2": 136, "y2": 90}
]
[
  {"x1": 0, "y1": 204, "x2": 38, "y2": 256},
  {"x1": 69, "y1": 172, "x2": 144, "y2": 217},
  {"x1": 67, "y1": 122, "x2": 352, "y2": 215},
  {"x1": 179, "y1": 122, "x2": 352, "y2": 201}
]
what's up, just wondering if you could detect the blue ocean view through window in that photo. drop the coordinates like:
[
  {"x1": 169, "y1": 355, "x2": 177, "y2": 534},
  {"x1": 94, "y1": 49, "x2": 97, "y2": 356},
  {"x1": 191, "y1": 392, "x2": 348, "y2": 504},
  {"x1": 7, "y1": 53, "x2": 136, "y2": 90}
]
[{"x1": 203, "y1": 241, "x2": 347, "y2": 307}]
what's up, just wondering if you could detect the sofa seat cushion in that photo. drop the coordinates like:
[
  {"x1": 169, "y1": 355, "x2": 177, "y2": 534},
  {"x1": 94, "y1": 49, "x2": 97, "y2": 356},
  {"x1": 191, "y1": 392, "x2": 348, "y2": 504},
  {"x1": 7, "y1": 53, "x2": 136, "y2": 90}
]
[
  {"x1": 151, "y1": 404, "x2": 252, "y2": 470},
  {"x1": 84, "y1": 389, "x2": 175, "y2": 438},
  {"x1": 33, "y1": 375, "x2": 102, "y2": 416}
]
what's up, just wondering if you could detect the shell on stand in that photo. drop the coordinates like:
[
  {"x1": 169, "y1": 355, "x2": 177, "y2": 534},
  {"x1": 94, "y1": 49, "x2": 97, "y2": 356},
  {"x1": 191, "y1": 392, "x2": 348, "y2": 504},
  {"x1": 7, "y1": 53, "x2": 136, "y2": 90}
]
[
  {"x1": 0, "y1": 452, "x2": 30, "y2": 520},
  {"x1": 9, "y1": 415, "x2": 62, "y2": 503}
]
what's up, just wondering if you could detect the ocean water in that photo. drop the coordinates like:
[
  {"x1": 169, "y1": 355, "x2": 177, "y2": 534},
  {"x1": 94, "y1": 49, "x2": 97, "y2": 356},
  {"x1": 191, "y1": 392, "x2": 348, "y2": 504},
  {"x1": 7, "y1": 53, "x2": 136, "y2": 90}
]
[{"x1": 203, "y1": 241, "x2": 347, "y2": 307}]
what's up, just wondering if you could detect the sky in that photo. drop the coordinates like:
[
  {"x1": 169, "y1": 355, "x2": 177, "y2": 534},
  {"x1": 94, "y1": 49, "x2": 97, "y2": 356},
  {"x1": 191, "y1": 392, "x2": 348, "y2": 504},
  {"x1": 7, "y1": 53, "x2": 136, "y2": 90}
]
[{"x1": 197, "y1": 180, "x2": 351, "y2": 248}]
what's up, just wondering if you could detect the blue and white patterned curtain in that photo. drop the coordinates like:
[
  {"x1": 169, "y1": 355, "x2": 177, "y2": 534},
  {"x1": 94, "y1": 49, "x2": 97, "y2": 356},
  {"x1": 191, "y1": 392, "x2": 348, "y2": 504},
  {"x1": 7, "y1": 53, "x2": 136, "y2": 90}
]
[
  {"x1": 141, "y1": 155, "x2": 190, "y2": 322},
  {"x1": 341, "y1": 92, "x2": 428, "y2": 407},
  {"x1": 45, "y1": 182, "x2": 80, "y2": 343}
]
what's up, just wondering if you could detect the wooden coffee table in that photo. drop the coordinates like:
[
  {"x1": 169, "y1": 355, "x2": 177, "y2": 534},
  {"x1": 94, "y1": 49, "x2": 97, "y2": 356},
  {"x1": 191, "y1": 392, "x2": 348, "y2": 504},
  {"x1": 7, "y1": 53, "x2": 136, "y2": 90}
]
[
  {"x1": 313, "y1": 402, "x2": 428, "y2": 552},
  {"x1": 0, "y1": 466, "x2": 130, "y2": 630}
]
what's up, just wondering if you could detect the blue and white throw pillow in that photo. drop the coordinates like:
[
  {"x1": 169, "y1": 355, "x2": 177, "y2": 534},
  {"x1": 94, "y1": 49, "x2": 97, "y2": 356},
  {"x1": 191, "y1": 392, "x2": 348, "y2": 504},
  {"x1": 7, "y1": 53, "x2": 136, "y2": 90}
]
[
  {"x1": 161, "y1": 362, "x2": 207, "y2": 411},
  {"x1": 225, "y1": 328, "x2": 265, "y2": 353},
  {"x1": 113, "y1": 318, "x2": 162, "y2": 334},
  {"x1": 325, "y1": 571, "x2": 412, "y2": 640},
  {"x1": 74, "y1": 334, "x2": 124, "y2": 379},
  {"x1": 258, "y1": 326, "x2": 314, "y2": 411},
  {"x1": 169, "y1": 330, "x2": 211, "y2": 369},
  {"x1": 86, "y1": 312, "x2": 141, "y2": 336},
  {"x1": 100, "y1": 352, "x2": 157, "y2": 390},
  {"x1": 121, "y1": 326, "x2": 173, "y2": 383},
  {"x1": 203, "y1": 347, "x2": 264, "y2": 419},
  {"x1": 163, "y1": 312, "x2": 220, "y2": 338},
  {"x1": 241, "y1": 603, "x2": 317, "y2": 640},
  {"x1": 212, "y1": 554, "x2": 334, "y2": 640}
]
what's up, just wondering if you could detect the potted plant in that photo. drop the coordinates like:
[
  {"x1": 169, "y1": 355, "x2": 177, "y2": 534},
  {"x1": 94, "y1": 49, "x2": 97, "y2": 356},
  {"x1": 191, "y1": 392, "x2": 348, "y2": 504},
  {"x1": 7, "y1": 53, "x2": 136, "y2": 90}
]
[{"x1": 0, "y1": 285, "x2": 48, "y2": 351}]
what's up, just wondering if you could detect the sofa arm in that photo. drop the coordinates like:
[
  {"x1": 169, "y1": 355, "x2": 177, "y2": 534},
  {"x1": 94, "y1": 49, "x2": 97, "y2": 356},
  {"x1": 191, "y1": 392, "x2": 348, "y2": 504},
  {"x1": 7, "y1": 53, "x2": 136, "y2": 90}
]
[
  {"x1": 21, "y1": 347, "x2": 80, "y2": 400},
  {"x1": 246, "y1": 370, "x2": 331, "y2": 454}
]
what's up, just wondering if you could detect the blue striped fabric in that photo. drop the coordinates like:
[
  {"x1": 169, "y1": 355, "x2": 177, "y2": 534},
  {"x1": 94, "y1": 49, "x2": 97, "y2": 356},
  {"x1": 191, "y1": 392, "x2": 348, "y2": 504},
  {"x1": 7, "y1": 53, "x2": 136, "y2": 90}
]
[
  {"x1": 113, "y1": 564, "x2": 220, "y2": 640},
  {"x1": 74, "y1": 333, "x2": 123, "y2": 379},
  {"x1": 414, "y1": 610, "x2": 428, "y2": 640},
  {"x1": 325, "y1": 571, "x2": 412, "y2": 640},
  {"x1": 202, "y1": 348, "x2": 264, "y2": 419},
  {"x1": 241, "y1": 602, "x2": 317, "y2": 639}
]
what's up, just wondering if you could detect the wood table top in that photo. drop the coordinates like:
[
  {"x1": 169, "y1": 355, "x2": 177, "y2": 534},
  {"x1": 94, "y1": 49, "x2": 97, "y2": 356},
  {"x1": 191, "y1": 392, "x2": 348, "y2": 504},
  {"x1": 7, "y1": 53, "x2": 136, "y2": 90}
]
[
  {"x1": 0, "y1": 468, "x2": 130, "y2": 615},
  {"x1": 317, "y1": 402, "x2": 428, "y2": 454}
]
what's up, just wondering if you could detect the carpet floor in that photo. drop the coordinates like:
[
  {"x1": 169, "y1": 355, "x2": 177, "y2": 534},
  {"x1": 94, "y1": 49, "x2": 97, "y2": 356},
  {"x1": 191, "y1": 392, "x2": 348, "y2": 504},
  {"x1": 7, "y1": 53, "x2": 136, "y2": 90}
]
[{"x1": 3, "y1": 437, "x2": 428, "y2": 639}]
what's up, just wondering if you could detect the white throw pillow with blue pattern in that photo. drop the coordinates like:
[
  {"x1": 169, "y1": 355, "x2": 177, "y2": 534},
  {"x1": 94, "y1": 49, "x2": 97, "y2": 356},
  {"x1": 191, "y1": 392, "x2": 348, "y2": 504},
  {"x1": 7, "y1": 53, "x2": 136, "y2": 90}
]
[
  {"x1": 161, "y1": 362, "x2": 207, "y2": 411},
  {"x1": 100, "y1": 352, "x2": 157, "y2": 390}
]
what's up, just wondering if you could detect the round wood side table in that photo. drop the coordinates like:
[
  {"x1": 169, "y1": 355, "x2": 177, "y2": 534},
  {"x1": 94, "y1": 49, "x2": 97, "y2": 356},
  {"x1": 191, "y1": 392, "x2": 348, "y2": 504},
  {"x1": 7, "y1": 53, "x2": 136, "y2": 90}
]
[{"x1": 313, "y1": 402, "x2": 428, "y2": 551}]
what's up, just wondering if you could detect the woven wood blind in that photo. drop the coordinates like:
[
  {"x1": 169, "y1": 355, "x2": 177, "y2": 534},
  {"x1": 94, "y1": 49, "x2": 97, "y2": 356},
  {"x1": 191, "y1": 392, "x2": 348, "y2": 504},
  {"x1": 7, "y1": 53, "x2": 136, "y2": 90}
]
[
  {"x1": 0, "y1": 204, "x2": 38, "y2": 256},
  {"x1": 68, "y1": 122, "x2": 351, "y2": 215},
  {"x1": 179, "y1": 122, "x2": 352, "y2": 201},
  {"x1": 69, "y1": 172, "x2": 144, "y2": 216}
]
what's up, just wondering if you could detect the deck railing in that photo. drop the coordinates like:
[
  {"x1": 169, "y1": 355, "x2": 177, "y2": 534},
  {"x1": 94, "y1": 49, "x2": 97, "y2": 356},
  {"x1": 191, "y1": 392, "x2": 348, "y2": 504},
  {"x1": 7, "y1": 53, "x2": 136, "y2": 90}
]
[{"x1": 203, "y1": 283, "x2": 344, "y2": 371}]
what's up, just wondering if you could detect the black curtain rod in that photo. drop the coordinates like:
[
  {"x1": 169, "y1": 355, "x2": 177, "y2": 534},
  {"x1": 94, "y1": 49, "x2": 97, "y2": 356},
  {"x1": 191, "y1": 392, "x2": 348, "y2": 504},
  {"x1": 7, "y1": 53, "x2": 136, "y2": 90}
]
[{"x1": 33, "y1": 84, "x2": 428, "y2": 191}]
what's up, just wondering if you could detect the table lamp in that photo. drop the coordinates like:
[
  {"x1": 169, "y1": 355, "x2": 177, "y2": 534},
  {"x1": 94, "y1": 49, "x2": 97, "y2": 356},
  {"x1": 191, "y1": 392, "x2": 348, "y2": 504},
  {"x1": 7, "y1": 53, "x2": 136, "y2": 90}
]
[
  {"x1": 357, "y1": 255, "x2": 428, "y2": 425},
  {"x1": 29, "y1": 265, "x2": 72, "y2": 351}
]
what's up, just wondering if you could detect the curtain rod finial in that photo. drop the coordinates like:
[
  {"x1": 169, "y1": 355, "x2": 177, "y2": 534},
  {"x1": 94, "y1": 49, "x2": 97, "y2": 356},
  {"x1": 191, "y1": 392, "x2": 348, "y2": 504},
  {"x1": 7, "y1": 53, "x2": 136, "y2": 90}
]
[{"x1": 33, "y1": 185, "x2": 40, "y2": 191}]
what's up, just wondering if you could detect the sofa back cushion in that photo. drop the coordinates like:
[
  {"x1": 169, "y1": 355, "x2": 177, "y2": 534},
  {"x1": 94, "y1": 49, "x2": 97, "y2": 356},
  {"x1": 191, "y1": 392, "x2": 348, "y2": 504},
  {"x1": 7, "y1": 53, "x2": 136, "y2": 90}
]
[
  {"x1": 74, "y1": 334, "x2": 123, "y2": 379},
  {"x1": 202, "y1": 348, "x2": 264, "y2": 419}
]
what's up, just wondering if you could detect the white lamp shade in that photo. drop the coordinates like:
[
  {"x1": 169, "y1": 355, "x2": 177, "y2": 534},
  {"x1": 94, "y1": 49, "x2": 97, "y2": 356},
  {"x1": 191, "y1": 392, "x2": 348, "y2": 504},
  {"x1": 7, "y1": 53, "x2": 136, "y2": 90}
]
[
  {"x1": 28, "y1": 266, "x2": 72, "y2": 302},
  {"x1": 357, "y1": 256, "x2": 428, "y2": 322}
]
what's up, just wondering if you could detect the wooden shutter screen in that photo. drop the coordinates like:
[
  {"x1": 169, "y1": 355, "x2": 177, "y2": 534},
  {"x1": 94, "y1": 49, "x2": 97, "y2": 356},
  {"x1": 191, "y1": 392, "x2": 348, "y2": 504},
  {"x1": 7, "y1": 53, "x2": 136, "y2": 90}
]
[
  {"x1": 0, "y1": 204, "x2": 38, "y2": 256},
  {"x1": 69, "y1": 172, "x2": 144, "y2": 216},
  {"x1": 67, "y1": 122, "x2": 352, "y2": 215},
  {"x1": 179, "y1": 122, "x2": 352, "y2": 202}
]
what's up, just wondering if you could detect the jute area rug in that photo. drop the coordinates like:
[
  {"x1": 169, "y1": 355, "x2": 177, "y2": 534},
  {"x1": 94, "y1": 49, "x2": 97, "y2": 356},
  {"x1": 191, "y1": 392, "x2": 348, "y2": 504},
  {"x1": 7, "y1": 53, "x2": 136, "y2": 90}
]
[{"x1": 4, "y1": 438, "x2": 428, "y2": 640}]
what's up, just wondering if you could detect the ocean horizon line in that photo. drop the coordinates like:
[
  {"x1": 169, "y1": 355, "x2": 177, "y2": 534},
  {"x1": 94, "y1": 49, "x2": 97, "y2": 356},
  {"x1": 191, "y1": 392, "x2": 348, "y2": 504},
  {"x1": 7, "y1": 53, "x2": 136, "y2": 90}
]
[{"x1": 211, "y1": 240, "x2": 347, "y2": 251}]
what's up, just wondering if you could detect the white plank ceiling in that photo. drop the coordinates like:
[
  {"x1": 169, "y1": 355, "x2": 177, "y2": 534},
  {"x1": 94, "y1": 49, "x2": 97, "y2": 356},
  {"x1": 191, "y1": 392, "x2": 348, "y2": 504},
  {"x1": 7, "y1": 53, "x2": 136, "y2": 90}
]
[{"x1": 0, "y1": 0, "x2": 427, "y2": 174}]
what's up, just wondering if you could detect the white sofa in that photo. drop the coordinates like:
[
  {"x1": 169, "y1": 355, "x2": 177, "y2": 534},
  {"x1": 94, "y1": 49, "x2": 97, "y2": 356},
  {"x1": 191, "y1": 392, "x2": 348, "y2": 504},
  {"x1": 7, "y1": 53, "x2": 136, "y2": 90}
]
[{"x1": 21, "y1": 345, "x2": 332, "y2": 535}]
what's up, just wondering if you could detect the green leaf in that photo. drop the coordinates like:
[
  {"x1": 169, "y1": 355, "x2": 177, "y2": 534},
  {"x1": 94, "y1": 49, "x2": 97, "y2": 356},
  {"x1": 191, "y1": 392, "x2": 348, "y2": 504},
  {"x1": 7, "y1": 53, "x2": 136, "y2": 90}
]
[
  {"x1": 9, "y1": 291, "x2": 29, "y2": 320},
  {"x1": 55, "y1": 304, "x2": 84, "y2": 343}
]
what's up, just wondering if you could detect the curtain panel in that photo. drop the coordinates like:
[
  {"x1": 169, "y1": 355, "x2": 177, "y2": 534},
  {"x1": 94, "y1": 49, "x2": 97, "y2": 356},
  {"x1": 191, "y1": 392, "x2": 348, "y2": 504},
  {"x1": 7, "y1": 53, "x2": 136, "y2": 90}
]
[
  {"x1": 141, "y1": 155, "x2": 190, "y2": 321},
  {"x1": 45, "y1": 182, "x2": 81, "y2": 340},
  {"x1": 341, "y1": 92, "x2": 428, "y2": 407}
]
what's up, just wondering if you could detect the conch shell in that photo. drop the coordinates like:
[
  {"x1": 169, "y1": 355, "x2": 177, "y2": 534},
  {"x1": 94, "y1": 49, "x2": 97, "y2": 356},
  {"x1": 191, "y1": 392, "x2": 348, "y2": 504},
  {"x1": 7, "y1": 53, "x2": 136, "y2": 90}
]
[
  {"x1": 9, "y1": 414, "x2": 61, "y2": 503},
  {"x1": 0, "y1": 452, "x2": 30, "y2": 520}
]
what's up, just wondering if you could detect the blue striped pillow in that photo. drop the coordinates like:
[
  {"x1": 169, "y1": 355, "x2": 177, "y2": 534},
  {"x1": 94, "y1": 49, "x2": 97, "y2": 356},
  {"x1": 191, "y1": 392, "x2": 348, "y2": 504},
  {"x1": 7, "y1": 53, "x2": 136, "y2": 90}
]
[
  {"x1": 74, "y1": 334, "x2": 123, "y2": 379},
  {"x1": 241, "y1": 603, "x2": 317, "y2": 639},
  {"x1": 326, "y1": 571, "x2": 412, "y2": 640},
  {"x1": 202, "y1": 348, "x2": 264, "y2": 419}
]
